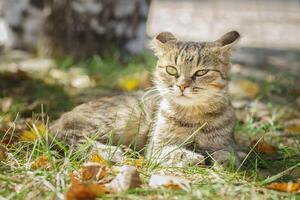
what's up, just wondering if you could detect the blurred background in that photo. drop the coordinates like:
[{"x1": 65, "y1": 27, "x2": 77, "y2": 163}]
[{"x1": 0, "y1": 0, "x2": 300, "y2": 146}]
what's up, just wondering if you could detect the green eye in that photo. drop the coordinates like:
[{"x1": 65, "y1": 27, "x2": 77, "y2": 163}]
[
  {"x1": 166, "y1": 66, "x2": 178, "y2": 76},
  {"x1": 194, "y1": 69, "x2": 209, "y2": 77}
]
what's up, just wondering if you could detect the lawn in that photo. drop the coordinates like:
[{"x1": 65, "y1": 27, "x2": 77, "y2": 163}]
[{"x1": 0, "y1": 50, "x2": 300, "y2": 199}]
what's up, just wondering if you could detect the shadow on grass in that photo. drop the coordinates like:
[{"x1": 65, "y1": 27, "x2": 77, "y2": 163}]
[{"x1": 0, "y1": 70, "x2": 74, "y2": 119}]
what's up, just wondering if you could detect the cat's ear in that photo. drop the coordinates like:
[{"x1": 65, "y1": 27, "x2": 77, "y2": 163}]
[
  {"x1": 215, "y1": 31, "x2": 240, "y2": 53},
  {"x1": 151, "y1": 32, "x2": 177, "y2": 56}
]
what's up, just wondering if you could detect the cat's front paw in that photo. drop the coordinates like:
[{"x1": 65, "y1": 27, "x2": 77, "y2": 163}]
[
  {"x1": 212, "y1": 149, "x2": 241, "y2": 168},
  {"x1": 158, "y1": 147, "x2": 205, "y2": 167}
]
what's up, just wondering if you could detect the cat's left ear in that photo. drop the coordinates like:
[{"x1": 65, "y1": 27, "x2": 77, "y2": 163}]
[{"x1": 215, "y1": 31, "x2": 240, "y2": 53}]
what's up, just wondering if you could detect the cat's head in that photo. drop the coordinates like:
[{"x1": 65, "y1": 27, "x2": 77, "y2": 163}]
[{"x1": 151, "y1": 31, "x2": 240, "y2": 106}]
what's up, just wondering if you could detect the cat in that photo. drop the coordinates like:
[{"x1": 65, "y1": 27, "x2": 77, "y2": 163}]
[{"x1": 50, "y1": 30, "x2": 243, "y2": 167}]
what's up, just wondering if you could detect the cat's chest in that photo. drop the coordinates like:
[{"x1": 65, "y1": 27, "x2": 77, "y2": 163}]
[{"x1": 156, "y1": 110, "x2": 204, "y2": 143}]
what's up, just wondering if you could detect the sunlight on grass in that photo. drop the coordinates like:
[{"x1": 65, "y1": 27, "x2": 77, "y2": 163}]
[{"x1": 1, "y1": 53, "x2": 300, "y2": 199}]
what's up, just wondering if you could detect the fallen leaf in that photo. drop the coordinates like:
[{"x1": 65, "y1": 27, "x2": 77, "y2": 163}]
[
  {"x1": 119, "y1": 78, "x2": 139, "y2": 91},
  {"x1": 19, "y1": 130, "x2": 37, "y2": 141},
  {"x1": 0, "y1": 144, "x2": 8, "y2": 160},
  {"x1": 66, "y1": 173, "x2": 108, "y2": 200},
  {"x1": 286, "y1": 125, "x2": 300, "y2": 133},
  {"x1": 81, "y1": 162, "x2": 107, "y2": 181},
  {"x1": 229, "y1": 79, "x2": 259, "y2": 99},
  {"x1": 251, "y1": 140, "x2": 277, "y2": 154},
  {"x1": 267, "y1": 182, "x2": 300, "y2": 193},
  {"x1": 19, "y1": 124, "x2": 47, "y2": 142},
  {"x1": 105, "y1": 165, "x2": 142, "y2": 192},
  {"x1": 31, "y1": 155, "x2": 49, "y2": 169},
  {"x1": 90, "y1": 153, "x2": 109, "y2": 166},
  {"x1": 284, "y1": 119, "x2": 300, "y2": 134},
  {"x1": 124, "y1": 157, "x2": 144, "y2": 168},
  {"x1": 148, "y1": 174, "x2": 190, "y2": 191}
]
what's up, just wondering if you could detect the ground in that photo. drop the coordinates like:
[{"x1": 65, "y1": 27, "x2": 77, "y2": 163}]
[{"x1": 0, "y1": 49, "x2": 300, "y2": 199}]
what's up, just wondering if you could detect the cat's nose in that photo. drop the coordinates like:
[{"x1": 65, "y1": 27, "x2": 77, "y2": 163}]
[{"x1": 177, "y1": 83, "x2": 189, "y2": 92}]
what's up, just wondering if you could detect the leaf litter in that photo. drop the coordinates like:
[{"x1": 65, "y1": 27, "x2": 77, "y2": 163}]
[
  {"x1": 1, "y1": 54, "x2": 300, "y2": 199},
  {"x1": 66, "y1": 153, "x2": 143, "y2": 200}
]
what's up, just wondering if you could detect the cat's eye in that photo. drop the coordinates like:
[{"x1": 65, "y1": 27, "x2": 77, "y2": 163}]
[
  {"x1": 194, "y1": 69, "x2": 209, "y2": 77},
  {"x1": 166, "y1": 66, "x2": 178, "y2": 77}
]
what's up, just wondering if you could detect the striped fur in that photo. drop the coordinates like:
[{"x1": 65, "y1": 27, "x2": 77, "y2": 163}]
[{"x1": 50, "y1": 31, "x2": 242, "y2": 167}]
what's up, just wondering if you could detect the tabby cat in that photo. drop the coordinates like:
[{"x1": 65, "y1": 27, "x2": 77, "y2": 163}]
[{"x1": 50, "y1": 31, "x2": 243, "y2": 167}]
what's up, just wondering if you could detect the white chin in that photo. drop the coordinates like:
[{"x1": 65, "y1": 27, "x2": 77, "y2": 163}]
[{"x1": 170, "y1": 95, "x2": 200, "y2": 106}]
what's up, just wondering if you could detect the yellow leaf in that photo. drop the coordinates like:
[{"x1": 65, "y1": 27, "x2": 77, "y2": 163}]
[
  {"x1": 19, "y1": 124, "x2": 47, "y2": 142},
  {"x1": 286, "y1": 124, "x2": 300, "y2": 133},
  {"x1": 119, "y1": 78, "x2": 139, "y2": 91},
  {"x1": 37, "y1": 124, "x2": 47, "y2": 134},
  {"x1": 31, "y1": 155, "x2": 49, "y2": 169},
  {"x1": 90, "y1": 153, "x2": 109, "y2": 166},
  {"x1": 19, "y1": 130, "x2": 37, "y2": 141},
  {"x1": 124, "y1": 157, "x2": 144, "y2": 168},
  {"x1": 239, "y1": 80, "x2": 259, "y2": 98}
]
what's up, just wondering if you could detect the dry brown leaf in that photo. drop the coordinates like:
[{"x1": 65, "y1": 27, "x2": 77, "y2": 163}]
[
  {"x1": 81, "y1": 162, "x2": 107, "y2": 181},
  {"x1": 267, "y1": 182, "x2": 300, "y2": 193},
  {"x1": 66, "y1": 165, "x2": 141, "y2": 198},
  {"x1": 105, "y1": 165, "x2": 142, "y2": 192},
  {"x1": 251, "y1": 140, "x2": 277, "y2": 154},
  {"x1": 66, "y1": 173, "x2": 109, "y2": 200},
  {"x1": 31, "y1": 155, "x2": 49, "y2": 169},
  {"x1": 0, "y1": 144, "x2": 8, "y2": 160},
  {"x1": 148, "y1": 174, "x2": 190, "y2": 191}
]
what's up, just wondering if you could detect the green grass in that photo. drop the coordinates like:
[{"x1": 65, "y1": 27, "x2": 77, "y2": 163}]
[
  {"x1": 1, "y1": 128, "x2": 298, "y2": 200},
  {"x1": 1, "y1": 52, "x2": 300, "y2": 199}
]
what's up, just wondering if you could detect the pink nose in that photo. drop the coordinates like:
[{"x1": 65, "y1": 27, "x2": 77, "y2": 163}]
[{"x1": 177, "y1": 83, "x2": 189, "y2": 92}]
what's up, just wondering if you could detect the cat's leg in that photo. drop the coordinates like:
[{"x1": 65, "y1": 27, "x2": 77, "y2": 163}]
[
  {"x1": 90, "y1": 141, "x2": 127, "y2": 163},
  {"x1": 147, "y1": 115, "x2": 206, "y2": 167},
  {"x1": 147, "y1": 144, "x2": 205, "y2": 167},
  {"x1": 49, "y1": 127, "x2": 127, "y2": 163},
  {"x1": 207, "y1": 146, "x2": 248, "y2": 168}
]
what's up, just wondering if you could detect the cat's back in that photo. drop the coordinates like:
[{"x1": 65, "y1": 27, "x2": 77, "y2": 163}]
[{"x1": 49, "y1": 91, "x2": 159, "y2": 149}]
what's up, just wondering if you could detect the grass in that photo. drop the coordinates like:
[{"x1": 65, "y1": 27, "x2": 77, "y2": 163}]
[
  {"x1": 1, "y1": 52, "x2": 300, "y2": 199},
  {"x1": 1, "y1": 134, "x2": 299, "y2": 200}
]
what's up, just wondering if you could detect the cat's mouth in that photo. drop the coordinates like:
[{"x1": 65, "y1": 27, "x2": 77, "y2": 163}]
[{"x1": 175, "y1": 93, "x2": 192, "y2": 98}]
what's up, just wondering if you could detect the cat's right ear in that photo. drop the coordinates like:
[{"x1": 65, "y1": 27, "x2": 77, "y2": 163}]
[{"x1": 150, "y1": 32, "x2": 177, "y2": 56}]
